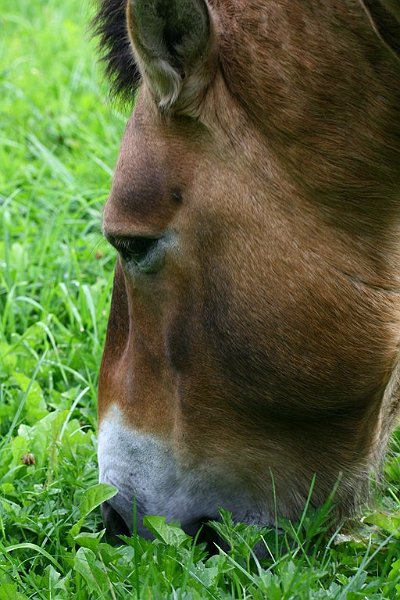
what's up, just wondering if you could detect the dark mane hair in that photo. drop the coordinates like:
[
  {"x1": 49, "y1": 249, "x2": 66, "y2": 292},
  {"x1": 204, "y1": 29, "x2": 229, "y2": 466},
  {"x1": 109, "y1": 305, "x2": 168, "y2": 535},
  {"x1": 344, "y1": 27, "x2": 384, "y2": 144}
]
[{"x1": 92, "y1": 0, "x2": 141, "y2": 101}]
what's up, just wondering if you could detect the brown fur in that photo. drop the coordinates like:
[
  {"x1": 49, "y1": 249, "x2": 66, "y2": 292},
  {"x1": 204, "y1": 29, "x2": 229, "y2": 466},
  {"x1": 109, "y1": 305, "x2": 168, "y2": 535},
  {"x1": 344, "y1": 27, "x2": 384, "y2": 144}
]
[{"x1": 98, "y1": 0, "x2": 400, "y2": 524}]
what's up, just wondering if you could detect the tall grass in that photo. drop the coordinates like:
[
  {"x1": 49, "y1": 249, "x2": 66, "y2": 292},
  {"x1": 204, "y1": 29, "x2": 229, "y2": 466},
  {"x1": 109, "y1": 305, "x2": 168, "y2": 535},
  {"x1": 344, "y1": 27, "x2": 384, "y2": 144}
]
[{"x1": 0, "y1": 0, "x2": 399, "y2": 597}]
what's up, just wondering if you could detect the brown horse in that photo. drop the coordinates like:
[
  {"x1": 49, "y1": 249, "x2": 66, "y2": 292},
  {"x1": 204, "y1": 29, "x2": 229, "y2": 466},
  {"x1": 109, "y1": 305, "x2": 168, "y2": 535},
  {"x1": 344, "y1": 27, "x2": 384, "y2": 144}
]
[{"x1": 94, "y1": 0, "x2": 400, "y2": 539}]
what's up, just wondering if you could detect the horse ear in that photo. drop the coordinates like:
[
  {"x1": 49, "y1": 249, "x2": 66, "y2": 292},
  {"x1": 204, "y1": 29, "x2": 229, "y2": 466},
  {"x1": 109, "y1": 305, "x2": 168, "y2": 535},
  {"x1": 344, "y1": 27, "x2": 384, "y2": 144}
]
[
  {"x1": 358, "y1": 0, "x2": 400, "y2": 60},
  {"x1": 127, "y1": 0, "x2": 216, "y2": 114}
]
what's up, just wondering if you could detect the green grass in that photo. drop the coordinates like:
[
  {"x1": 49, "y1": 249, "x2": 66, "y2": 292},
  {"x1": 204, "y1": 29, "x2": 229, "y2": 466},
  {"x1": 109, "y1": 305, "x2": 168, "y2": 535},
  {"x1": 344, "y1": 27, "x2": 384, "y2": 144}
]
[{"x1": 1, "y1": 0, "x2": 400, "y2": 597}]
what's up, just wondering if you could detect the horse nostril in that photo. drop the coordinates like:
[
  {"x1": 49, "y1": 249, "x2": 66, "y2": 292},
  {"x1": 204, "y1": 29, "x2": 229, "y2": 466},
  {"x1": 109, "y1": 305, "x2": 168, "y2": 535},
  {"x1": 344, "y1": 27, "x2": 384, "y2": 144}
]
[
  {"x1": 101, "y1": 501, "x2": 130, "y2": 541},
  {"x1": 184, "y1": 517, "x2": 228, "y2": 556},
  {"x1": 197, "y1": 522, "x2": 223, "y2": 555}
]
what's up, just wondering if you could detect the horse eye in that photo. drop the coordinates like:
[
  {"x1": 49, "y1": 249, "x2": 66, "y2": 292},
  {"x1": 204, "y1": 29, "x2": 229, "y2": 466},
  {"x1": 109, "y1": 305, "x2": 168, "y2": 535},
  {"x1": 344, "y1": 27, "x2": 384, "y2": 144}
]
[
  {"x1": 108, "y1": 235, "x2": 166, "y2": 274},
  {"x1": 119, "y1": 236, "x2": 158, "y2": 263}
]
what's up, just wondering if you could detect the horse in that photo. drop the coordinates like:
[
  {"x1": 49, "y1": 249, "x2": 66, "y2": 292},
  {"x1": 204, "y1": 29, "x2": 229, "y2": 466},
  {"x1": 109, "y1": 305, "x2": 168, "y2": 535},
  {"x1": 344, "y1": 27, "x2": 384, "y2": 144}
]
[{"x1": 94, "y1": 0, "x2": 400, "y2": 540}]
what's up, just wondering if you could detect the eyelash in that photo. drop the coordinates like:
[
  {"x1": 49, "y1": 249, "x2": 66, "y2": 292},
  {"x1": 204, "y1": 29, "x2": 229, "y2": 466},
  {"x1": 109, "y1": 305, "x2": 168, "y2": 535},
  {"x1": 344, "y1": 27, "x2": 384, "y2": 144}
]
[{"x1": 111, "y1": 236, "x2": 160, "y2": 264}]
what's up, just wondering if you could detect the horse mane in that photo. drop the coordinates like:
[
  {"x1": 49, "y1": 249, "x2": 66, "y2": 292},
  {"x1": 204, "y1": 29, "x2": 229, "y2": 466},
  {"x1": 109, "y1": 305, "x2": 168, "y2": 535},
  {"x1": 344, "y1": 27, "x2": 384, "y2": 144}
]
[{"x1": 92, "y1": 0, "x2": 141, "y2": 102}]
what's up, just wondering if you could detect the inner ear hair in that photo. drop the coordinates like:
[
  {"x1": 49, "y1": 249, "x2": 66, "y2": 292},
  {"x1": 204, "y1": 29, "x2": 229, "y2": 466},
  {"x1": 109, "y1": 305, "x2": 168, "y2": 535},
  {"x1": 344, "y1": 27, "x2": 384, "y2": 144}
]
[
  {"x1": 381, "y1": 0, "x2": 400, "y2": 22},
  {"x1": 127, "y1": 0, "x2": 216, "y2": 114},
  {"x1": 359, "y1": 0, "x2": 400, "y2": 61}
]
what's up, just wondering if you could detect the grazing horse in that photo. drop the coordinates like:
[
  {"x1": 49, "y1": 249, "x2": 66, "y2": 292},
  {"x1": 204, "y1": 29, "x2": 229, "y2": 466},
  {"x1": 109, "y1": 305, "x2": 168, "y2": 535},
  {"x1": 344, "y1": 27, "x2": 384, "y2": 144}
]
[{"x1": 94, "y1": 0, "x2": 400, "y2": 539}]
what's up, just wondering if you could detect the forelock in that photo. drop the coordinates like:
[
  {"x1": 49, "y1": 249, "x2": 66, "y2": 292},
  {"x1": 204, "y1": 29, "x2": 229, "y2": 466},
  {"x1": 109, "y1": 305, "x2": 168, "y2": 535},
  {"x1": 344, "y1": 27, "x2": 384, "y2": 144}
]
[{"x1": 92, "y1": 0, "x2": 141, "y2": 102}]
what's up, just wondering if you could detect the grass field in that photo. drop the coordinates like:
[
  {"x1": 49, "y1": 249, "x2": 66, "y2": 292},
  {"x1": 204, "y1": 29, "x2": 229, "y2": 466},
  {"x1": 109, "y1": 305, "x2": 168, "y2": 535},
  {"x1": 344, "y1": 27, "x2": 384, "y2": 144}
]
[{"x1": 1, "y1": 0, "x2": 400, "y2": 597}]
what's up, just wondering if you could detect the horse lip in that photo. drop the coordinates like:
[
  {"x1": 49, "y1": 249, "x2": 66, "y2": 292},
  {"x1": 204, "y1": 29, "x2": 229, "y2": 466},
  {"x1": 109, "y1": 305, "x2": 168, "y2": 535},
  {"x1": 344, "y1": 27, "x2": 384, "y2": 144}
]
[{"x1": 101, "y1": 502, "x2": 226, "y2": 554}]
